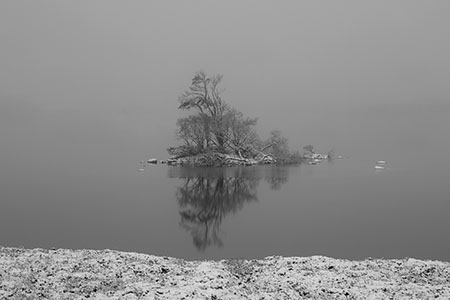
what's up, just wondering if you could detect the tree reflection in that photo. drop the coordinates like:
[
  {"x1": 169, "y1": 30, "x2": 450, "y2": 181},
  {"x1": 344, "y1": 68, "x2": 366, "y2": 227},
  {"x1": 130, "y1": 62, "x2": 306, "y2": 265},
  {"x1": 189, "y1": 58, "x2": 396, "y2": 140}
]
[
  {"x1": 264, "y1": 167, "x2": 289, "y2": 190},
  {"x1": 170, "y1": 166, "x2": 291, "y2": 251}
]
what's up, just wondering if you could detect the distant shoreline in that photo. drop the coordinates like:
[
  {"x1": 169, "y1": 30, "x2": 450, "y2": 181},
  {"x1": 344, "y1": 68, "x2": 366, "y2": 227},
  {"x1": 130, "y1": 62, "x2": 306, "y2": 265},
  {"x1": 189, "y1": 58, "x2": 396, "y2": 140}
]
[{"x1": 1, "y1": 246, "x2": 449, "y2": 299}]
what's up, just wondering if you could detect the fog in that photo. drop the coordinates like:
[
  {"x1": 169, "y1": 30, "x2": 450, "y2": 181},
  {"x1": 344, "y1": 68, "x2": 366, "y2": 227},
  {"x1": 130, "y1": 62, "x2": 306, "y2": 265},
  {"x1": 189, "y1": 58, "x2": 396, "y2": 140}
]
[
  {"x1": 2, "y1": 1, "x2": 450, "y2": 262},
  {"x1": 1, "y1": 1, "x2": 450, "y2": 166}
]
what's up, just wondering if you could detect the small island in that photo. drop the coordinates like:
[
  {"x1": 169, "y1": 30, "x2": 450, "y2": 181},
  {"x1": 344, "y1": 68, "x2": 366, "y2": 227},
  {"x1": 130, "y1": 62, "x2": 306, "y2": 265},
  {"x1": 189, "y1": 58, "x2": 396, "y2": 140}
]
[{"x1": 165, "y1": 71, "x2": 333, "y2": 167}]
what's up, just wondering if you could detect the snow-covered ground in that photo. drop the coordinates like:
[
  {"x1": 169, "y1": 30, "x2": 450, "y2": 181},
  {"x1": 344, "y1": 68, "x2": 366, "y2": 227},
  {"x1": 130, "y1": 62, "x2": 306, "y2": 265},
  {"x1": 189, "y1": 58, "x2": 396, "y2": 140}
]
[{"x1": 1, "y1": 247, "x2": 449, "y2": 299}]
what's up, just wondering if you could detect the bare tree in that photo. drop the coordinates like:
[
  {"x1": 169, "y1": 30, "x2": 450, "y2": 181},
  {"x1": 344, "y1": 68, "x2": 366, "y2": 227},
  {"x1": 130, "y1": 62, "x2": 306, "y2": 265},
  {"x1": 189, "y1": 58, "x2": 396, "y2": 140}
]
[
  {"x1": 178, "y1": 71, "x2": 229, "y2": 149},
  {"x1": 176, "y1": 114, "x2": 209, "y2": 151},
  {"x1": 264, "y1": 130, "x2": 290, "y2": 161},
  {"x1": 179, "y1": 71, "x2": 227, "y2": 117},
  {"x1": 226, "y1": 108, "x2": 259, "y2": 157},
  {"x1": 171, "y1": 71, "x2": 310, "y2": 164}
]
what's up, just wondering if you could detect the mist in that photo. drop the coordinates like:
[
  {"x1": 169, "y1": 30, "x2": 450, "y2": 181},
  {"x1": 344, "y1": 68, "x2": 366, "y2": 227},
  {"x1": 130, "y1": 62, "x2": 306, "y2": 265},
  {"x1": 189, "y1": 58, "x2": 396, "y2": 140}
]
[{"x1": 1, "y1": 0, "x2": 450, "y2": 165}]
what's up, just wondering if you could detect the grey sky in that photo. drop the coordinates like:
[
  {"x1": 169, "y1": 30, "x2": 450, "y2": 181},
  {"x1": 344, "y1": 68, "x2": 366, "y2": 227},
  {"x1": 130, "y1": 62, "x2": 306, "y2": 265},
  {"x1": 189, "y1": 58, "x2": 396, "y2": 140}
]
[{"x1": 1, "y1": 1, "x2": 450, "y2": 160}]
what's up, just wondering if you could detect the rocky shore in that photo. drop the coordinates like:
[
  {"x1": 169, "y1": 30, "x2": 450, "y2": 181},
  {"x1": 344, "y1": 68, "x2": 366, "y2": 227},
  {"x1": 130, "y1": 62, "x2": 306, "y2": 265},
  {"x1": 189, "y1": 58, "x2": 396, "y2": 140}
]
[
  {"x1": 1, "y1": 247, "x2": 449, "y2": 299},
  {"x1": 166, "y1": 152, "x2": 277, "y2": 167}
]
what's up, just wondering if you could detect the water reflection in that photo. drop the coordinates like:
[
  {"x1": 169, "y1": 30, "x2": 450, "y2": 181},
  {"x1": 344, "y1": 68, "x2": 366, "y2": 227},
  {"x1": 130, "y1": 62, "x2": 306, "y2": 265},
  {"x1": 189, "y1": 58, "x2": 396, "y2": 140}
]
[
  {"x1": 264, "y1": 167, "x2": 289, "y2": 190},
  {"x1": 168, "y1": 166, "x2": 290, "y2": 251}
]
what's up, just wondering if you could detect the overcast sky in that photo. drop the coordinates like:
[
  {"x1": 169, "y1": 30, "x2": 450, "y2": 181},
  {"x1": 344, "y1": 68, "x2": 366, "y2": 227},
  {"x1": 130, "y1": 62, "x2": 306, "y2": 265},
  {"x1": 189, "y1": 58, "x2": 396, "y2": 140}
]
[{"x1": 1, "y1": 1, "x2": 450, "y2": 161}]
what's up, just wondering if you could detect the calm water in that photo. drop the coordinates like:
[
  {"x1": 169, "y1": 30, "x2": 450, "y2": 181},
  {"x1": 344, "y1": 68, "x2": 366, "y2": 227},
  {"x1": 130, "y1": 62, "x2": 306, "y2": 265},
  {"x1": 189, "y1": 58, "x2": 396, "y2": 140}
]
[
  {"x1": 1, "y1": 101, "x2": 450, "y2": 261},
  {"x1": 1, "y1": 157, "x2": 449, "y2": 261}
]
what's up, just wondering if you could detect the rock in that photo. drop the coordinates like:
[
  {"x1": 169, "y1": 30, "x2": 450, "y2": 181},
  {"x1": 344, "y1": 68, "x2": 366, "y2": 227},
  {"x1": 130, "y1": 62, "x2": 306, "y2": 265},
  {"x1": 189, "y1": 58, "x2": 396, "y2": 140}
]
[{"x1": 167, "y1": 159, "x2": 178, "y2": 165}]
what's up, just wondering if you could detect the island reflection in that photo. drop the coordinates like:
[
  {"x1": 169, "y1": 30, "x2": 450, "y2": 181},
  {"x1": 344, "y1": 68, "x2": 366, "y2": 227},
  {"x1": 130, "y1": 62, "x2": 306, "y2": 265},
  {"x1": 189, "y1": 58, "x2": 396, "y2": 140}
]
[{"x1": 168, "y1": 166, "x2": 290, "y2": 251}]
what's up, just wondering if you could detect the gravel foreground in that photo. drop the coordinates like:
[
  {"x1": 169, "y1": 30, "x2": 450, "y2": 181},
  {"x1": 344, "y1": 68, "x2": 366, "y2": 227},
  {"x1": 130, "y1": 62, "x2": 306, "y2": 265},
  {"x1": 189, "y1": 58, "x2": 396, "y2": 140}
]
[{"x1": 1, "y1": 247, "x2": 449, "y2": 299}]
